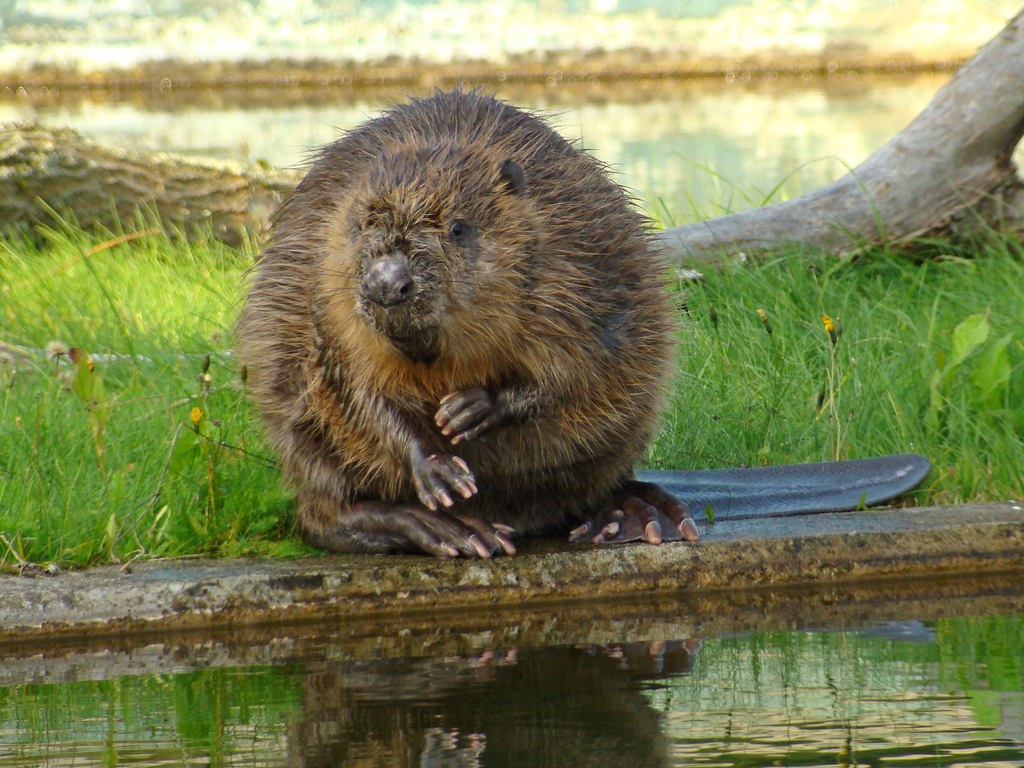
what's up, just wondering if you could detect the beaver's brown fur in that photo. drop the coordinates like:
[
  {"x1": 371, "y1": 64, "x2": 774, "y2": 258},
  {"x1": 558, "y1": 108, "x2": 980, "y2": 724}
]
[{"x1": 237, "y1": 89, "x2": 698, "y2": 557}]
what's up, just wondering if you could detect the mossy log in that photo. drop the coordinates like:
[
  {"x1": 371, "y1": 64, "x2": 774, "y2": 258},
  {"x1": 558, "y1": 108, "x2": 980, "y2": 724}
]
[
  {"x1": 0, "y1": 122, "x2": 299, "y2": 246},
  {"x1": 659, "y1": 9, "x2": 1024, "y2": 263}
]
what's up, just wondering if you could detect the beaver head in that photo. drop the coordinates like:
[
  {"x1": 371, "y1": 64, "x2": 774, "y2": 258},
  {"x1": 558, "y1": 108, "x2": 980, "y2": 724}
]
[{"x1": 318, "y1": 140, "x2": 534, "y2": 366}]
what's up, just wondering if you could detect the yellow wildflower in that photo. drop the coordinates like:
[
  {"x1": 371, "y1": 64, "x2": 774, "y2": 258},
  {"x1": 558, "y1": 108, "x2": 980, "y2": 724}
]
[{"x1": 822, "y1": 315, "x2": 838, "y2": 346}]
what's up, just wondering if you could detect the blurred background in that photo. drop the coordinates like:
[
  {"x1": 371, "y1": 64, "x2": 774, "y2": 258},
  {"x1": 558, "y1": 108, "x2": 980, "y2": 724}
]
[{"x1": 0, "y1": 0, "x2": 1017, "y2": 220}]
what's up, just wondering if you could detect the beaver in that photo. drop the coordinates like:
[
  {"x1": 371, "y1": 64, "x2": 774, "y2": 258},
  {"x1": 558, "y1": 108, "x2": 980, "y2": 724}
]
[{"x1": 237, "y1": 89, "x2": 700, "y2": 557}]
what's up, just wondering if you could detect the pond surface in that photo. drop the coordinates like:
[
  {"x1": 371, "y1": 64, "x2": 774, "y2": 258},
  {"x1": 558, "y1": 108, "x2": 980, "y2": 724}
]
[
  {"x1": 0, "y1": 73, "x2": 956, "y2": 223},
  {"x1": 2, "y1": 581, "x2": 1023, "y2": 767}
]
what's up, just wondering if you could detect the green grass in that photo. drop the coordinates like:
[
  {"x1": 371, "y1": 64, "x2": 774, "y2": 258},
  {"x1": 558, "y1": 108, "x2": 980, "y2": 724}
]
[
  {"x1": 650, "y1": 238, "x2": 1024, "y2": 505},
  {"x1": 0, "y1": 224, "x2": 302, "y2": 569},
  {"x1": 2, "y1": 223, "x2": 1023, "y2": 569}
]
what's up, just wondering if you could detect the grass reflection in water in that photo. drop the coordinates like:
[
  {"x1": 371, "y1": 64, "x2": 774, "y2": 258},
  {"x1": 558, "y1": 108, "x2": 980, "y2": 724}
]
[{"x1": 1, "y1": 615, "x2": 1021, "y2": 767}]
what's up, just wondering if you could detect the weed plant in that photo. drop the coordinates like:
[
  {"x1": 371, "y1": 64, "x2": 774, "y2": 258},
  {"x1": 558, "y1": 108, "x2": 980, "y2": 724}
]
[
  {"x1": 650, "y1": 236, "x2": 1024, "y2": 507},
  {"x1": 1, "y1": 224, "x2": 300, "y2": 570},
  {"x1": 1, "y1": 222, "x2": 1023, "y2": 569}
]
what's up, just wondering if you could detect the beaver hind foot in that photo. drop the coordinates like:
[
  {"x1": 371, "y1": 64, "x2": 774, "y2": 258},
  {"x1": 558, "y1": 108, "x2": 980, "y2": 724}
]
[
  {"x1": 299, "y1": 491, "x2": 516, "y2": 558},
  {"x1": 569, "y1": 481, "x2": 700, "y2": 546}
]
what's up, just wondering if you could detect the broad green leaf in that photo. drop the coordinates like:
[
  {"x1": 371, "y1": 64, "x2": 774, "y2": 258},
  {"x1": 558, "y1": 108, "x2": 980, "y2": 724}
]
[
  {"x1": 107, "y1": 468, "x2": 126, "y2": 500},
  {"x1": 103, "y1": 511, "x2": 117, "y2": 548},
  {"x1": 168, "y1": 429, "x2": 201, "y2": 475},
  {"x1": 948, "y1": 313, "x2": 990, "y2": 370},
  {"x1": 71, "y1": 351, "x2": 110, "y2": 430},
  {"x1": 90, "y1": 370, "x2": 110, "y2": 432},
  {"x1": 971, "y1": 332, "x2": 1013, "y2": 411},
  {"x1": 72, "y1": 354, "x2": 94, "y2": 404}
]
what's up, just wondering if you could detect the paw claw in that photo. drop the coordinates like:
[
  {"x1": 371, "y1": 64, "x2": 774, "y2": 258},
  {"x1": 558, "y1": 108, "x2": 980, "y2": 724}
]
[
  {"x1": 469, "y1": 535, "x2": 492, "y2": 559},
  {"x1": 441, "y1": 542, "x2": 460, "y2": 557},
  {"x1": 645, "y1": 520, "x2": 663, "y2": 545}
]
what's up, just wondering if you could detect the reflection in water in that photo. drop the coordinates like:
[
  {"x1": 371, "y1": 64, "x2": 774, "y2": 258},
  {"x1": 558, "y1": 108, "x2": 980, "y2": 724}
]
[
  {"x1": 289, "y1": 641, "x2": 697, "y2": 767},
  {"x1": 1, "y1": 618, "x2": 1023, "y2": 767},
  {"x1": 0, "y1": 74, "x2": 953, "y2": 221}
]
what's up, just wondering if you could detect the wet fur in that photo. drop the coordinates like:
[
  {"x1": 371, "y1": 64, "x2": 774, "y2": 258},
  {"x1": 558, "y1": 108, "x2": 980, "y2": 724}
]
[{"x1": 237, "y1": 89, "x2": 674, "y2": 551}]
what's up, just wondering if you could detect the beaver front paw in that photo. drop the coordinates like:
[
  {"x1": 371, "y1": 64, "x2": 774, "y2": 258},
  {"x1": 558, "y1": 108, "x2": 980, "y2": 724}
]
[
  {"x1": 410, "y1": 450, "x2": 478, "y2": 510},
  {"x1": 569, "y1": 480, "x2": 700, "y2": 545},
  {"x1": 435, "y1": 387, "x2": 504, "y2": 444}
]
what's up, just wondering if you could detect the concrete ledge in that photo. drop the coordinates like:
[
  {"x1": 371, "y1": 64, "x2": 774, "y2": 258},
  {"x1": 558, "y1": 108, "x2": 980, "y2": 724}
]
[
  {"x1": 2, "y1": 501, "x2": 1022, "y2": 642},
  {"x1": 4, "y1": 572, "x2": 1024, "y2": 686}
]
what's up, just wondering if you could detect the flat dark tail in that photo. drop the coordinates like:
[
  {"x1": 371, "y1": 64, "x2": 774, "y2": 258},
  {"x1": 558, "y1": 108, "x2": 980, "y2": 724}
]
[{"x1": 637, "y1": 453, "x2": 931, "y2": 521}]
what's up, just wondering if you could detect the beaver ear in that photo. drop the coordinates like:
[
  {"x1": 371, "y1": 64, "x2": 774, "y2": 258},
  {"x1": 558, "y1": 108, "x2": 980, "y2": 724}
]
[{"x1": 496, "y1": 159, "x2": 526, "y2": 196}]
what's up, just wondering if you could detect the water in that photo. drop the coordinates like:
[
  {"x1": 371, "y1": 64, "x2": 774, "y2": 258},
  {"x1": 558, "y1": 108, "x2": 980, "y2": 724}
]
[
  {"x1": 0, "y1": 73, "x2": 953, "y2": 222},
  {"x1": 2, "y1": 580, "x2": 1023, "y2": 767}
]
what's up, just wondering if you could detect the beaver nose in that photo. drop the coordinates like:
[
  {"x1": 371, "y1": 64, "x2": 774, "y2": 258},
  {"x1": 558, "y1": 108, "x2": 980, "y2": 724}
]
[{"x1": 361, "y1": 256, "x2": 414, "y2": 307}]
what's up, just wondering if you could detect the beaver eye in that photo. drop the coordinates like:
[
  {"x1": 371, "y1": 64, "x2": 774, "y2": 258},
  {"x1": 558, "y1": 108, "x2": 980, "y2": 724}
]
[{"x1": 449, "y1": 220, "x2": 467, "y2": 240}]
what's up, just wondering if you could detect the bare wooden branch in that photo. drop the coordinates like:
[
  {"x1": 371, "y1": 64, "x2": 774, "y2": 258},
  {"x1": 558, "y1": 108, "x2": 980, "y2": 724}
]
[
  {"x1": 3, "y1": 10, "x2": 1023, "y2": 258},
  {"x1": 659, "y1": 9, "x2": 1024, "y2": 263},
  {"x1": 0, "y1": 122, "x2": 299, "y2": 246}
]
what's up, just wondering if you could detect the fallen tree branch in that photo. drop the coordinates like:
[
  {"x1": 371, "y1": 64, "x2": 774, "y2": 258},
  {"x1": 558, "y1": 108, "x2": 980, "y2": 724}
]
[
  {"x1": 3, "y1": 10, "x2": 1023, "y2": 258},
  {"x1": 659, "y1": 9, "x2": 1024, "y2": 263},
  {"x1": 0, "y1": 123, "x2": 299, "y2": 246}
]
